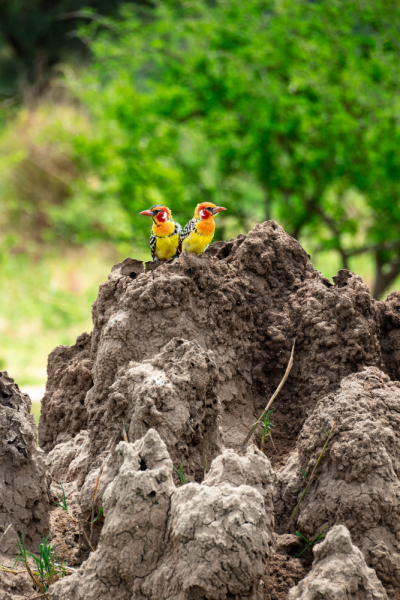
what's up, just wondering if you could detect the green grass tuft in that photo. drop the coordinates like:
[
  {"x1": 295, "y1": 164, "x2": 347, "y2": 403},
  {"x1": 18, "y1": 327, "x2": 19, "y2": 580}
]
[
  {"x1": 173, "y1": 463, "x2": 190, "y2": 485},
  {"x1": 11, "y1": 529, "x2": 70, "y2": 593},
  {"x1": 295, "y1": 527, "x2": 328, "y2": 558}
]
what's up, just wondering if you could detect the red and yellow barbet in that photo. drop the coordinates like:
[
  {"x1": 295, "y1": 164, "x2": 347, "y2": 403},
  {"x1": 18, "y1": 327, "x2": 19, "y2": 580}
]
[
  {"x1": 179, "y1": 202, "x2": 227, "y2": 256},
  {"x1": 140, "y1": 205, "x2": 182, "y2": 263}
]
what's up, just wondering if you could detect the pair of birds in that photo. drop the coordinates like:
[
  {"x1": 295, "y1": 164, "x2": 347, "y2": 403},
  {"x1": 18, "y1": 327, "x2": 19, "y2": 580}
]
[{"x1": 140, "y1": 202, "x2": 227, "y2": 263}]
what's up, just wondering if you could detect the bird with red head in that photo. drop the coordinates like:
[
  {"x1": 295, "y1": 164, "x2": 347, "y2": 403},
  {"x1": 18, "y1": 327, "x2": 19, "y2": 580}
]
[
  {"x1": 179, "y1": 202, "x2": 227, "y2": 256},
  {"x1": 140, "y1": 205, "x2": 182, "y2": 263}
]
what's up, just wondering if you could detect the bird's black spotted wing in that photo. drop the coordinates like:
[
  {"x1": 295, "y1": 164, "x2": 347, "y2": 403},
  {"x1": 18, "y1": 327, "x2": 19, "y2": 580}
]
[
  {"x1": 171, "y1": 221, "x2": 182, "y2": 257},
  {"x1": 150, "y1": 230, "x2": 157, "y2": 260},
  {"x1": 178, "y1": 219, "x2": 196, "y2": 253},
  {"x1": 172, "y1": 220, "x2": 182, "y2": 237}
]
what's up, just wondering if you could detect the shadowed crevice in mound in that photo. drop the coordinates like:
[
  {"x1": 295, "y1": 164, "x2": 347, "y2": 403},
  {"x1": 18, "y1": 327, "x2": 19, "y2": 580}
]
[{"x1": 39, "y1": 220, "x2": 400, "y2": 478}]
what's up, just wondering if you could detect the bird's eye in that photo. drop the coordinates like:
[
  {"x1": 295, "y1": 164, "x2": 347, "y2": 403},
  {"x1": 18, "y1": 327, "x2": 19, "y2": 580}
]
[{"x1": 153, "y1": 210, "x2": 160, "y2": 216}]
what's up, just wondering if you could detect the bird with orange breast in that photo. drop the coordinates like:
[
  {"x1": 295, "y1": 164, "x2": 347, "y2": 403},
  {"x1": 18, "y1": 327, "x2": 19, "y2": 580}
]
[
  {"x1": 179, "y1": 202, "x2": 227, "y2": 256},
  {"x1": 140, "y1": 205, "x2": 182, "y2": 264}
]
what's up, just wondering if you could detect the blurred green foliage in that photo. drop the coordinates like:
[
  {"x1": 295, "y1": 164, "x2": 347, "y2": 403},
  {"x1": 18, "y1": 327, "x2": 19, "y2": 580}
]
[
  {"x1": 0, "y1": 102, "x2": 135, "y2": 245},
  {"x1": 64, "y1": 0, "x2": 400, "y2": 297},
  {"x1": 0, "y1": 241, "x2": 142, "y2": 386}
]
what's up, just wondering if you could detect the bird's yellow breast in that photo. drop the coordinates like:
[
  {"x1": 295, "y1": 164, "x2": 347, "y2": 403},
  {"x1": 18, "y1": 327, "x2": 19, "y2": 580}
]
[
  {"x1": 182, "y1": 229, "x2": 214, "y2": 255},
  {"x1": 155, "y1": 233, "x2": 180, "y2": 260},
  {"x1": 153, "y1": 220, "x2": 175, "y2": 237}
]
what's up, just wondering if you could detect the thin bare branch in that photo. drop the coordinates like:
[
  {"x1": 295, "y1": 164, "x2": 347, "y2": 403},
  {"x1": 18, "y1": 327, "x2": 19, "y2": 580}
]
[
  {"x1": 290, "y1": 421, "x2": 336, "y2": 522},
  {"x1": 238, "y1": 339, "x2": 296, "y2": 453},
  {"x1": 81, "y1": 520, "x2": 95, "y2": 553},
  {"x1": 347, "y1": 239, "x2": 400, "y2": 258}
]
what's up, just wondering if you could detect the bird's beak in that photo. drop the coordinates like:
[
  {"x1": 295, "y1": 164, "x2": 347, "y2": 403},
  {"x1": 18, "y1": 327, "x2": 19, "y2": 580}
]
[
  {"x1": 140, "y1": 210, "x2": 154, "y2": 217},
  {"x1": 212, "y1": 206, "x2": 227, "y2": 214}
]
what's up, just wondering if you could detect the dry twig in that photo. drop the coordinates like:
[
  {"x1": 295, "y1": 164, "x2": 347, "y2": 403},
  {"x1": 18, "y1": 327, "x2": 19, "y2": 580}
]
[
  {"x1": 290, "y1": 421, "x2": 336, "y2": 522},
  {"x1": 0, "y1": 566, "x2": 26, "y2": 574},
  {"x1": 238, "y1": 339, "x2": 296, "y2": 453}
]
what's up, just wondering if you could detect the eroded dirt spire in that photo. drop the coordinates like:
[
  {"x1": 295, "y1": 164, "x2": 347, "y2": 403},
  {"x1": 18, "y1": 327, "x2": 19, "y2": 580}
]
[{"x1": 49, "y1": 431, "x2": 274, "y2": 600}]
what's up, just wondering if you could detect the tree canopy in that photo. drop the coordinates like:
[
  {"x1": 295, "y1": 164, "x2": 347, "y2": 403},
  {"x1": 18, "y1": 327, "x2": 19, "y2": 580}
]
[{"x1": 27, "y1": 0, "x2": 400, "y2": 297}]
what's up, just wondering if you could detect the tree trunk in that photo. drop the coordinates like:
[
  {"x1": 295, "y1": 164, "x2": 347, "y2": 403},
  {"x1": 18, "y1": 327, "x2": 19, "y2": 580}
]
[
  {"x1": 340, "y1": 250, "x2": 350, "y2": 271},
  {"x1": 372, "y1": 254, "x2": 400, "y2": 299}
]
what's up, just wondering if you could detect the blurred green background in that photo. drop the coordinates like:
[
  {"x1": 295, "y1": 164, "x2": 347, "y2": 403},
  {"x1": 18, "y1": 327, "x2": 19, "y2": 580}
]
[{"x1": 0, "y1": 0, "x2": 399, "y2": 420}]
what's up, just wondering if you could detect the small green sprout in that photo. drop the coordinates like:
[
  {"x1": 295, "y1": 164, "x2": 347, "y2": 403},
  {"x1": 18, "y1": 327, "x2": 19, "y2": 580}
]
[
  {"x1": 295, "y1": 527, "x2": 327, "y2": 558},
  {"x1": 51, "y1": 481, "x2": 71, "y2": 516},
  {"x1": 173, "y1": 463, "x2": 190, "y2": 485},
  {"x1": 260, "y1": 409, "x2": 275, "y2": 452},
  {"x1": 91, "y1": 506, "x2": 103, "y2": 524},
  {"x1": 301, "y1": 468, "x2": 307, "y2": 482}
]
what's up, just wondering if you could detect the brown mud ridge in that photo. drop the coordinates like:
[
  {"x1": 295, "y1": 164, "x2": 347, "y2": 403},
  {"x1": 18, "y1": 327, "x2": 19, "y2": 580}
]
[{"x1": 1, "y1": 220, "x2": 400, "y2": 599}]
